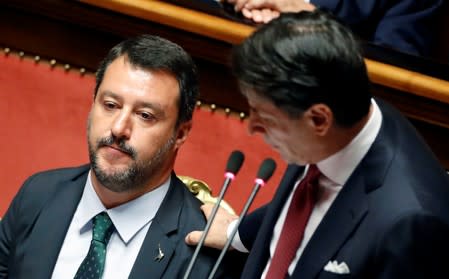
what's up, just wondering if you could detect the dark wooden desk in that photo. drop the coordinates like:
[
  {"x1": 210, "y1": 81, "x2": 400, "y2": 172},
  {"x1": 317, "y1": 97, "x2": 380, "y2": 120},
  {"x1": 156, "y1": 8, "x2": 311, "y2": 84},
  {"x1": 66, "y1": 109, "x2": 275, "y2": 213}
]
[{"x1": 1, "y1": 0, "x2": 448, "y2": 167}]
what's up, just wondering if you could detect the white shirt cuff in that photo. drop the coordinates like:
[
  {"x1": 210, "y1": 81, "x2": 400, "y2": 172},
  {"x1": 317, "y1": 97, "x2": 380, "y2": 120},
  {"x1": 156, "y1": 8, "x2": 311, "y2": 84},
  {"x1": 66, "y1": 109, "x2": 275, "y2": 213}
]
[{"x1": 226, "y1": 219, "x2": 249, "y2": 253}]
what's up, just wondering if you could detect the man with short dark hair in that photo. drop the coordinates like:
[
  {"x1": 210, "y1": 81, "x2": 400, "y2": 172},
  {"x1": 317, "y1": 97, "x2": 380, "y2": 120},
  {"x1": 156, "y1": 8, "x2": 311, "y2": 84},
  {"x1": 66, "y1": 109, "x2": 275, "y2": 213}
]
[
  {"x1": 186, "y1": 10, "x2": 449, "y2": 278},
  {"x1": 0, "y1": 35, "x2": 237, "y2": 279}
]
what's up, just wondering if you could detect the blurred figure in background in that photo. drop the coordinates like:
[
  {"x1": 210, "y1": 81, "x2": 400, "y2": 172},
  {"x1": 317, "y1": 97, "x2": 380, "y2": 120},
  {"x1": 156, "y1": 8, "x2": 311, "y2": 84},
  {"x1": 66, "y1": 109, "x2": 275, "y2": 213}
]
[{"x1": 225, "y1": 0, "x2": 444, "y2": 57}]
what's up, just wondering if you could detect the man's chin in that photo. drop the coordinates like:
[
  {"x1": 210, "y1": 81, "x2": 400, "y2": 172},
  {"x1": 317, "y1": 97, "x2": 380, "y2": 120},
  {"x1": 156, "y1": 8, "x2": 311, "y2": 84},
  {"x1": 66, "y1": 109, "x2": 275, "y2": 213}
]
[
  {"x1": 278, "y1": 151, "x2": 296, "y2": 165},
  {"x1": 93, "y1": 163, "x2": 131, "y2": 177}
]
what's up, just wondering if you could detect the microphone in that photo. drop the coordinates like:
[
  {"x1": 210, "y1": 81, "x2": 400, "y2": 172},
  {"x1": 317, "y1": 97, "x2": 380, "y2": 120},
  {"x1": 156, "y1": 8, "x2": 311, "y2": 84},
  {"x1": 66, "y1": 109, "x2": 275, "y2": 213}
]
[
  {"x1": 183, "y1": 150, "x2": 245, "y2": 279},
  {"x1": 207, "y1": 158, "x2": 277, "y2": 279}
]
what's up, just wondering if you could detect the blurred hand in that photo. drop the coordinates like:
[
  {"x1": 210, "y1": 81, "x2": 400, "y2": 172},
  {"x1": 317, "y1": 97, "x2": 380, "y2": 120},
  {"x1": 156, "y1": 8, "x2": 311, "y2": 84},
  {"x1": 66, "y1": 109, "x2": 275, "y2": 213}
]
[
  {"x1": 242, "y1": 8, "x2": 280, "y2": 23},
  {"x1": 185, "y1": 203, "x2": 238, "y2": 250},
  {"x1": 225, "y1": 0, "x2": 315, "y2": 23}
]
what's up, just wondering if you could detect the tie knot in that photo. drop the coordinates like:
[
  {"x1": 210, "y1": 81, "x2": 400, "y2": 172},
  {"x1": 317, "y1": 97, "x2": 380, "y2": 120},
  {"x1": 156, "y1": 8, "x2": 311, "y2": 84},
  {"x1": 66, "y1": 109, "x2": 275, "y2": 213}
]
[
  {"x1": 92, "y1": 212, "x2": 114, "y2": 244},
  {"x1": 304, "y1": 164, "x2": 320, "y2": 185}
]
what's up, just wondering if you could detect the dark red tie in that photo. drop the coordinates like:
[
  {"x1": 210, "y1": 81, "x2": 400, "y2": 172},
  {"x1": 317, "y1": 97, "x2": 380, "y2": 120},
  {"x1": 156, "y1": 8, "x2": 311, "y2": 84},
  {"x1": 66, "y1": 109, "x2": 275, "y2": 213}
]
[{"x1": 265, "y1": 165, "x2": 321, "y2": 279}]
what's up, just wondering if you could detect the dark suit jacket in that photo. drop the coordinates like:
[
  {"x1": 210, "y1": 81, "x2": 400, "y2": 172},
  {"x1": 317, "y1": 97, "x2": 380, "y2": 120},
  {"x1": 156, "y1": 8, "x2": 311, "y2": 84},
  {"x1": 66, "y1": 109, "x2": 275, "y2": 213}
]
[
  {"x1": 0, "y1": 166, "x2": 240, "y2": 279},
  {"x1": 312, "y1": 0, "x2": 444, "y2": 56},
  {"x1": 239, "y1": 100, "x2": 449, "y2": 278}
]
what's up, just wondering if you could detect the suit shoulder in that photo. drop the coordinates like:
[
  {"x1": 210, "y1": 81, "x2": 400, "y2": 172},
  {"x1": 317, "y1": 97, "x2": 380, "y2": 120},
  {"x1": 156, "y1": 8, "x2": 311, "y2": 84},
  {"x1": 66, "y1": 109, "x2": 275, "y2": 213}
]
[
  {"x1": 23, "y1": 164, "x2": 90, "y2": 186},
  {"x1": 176, "y1": 178, "x2": 204, "y2": 212},
  {"x1": 18, "y1": 164, "x2": 90, "y2": 198},
  {"x1": 172, "y1": 176, "x2": 209, "y2": 226},
  {"x1": 2, "y1": 165, "x2": 89, "y2": 239}
]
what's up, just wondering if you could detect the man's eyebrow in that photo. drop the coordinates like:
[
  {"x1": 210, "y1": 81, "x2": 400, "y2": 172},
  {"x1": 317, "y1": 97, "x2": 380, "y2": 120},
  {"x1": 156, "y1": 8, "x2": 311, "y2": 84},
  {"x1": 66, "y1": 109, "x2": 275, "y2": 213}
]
[
  {"x1": 136, "y1": 101, "x2": 165, "y2": 115},
  {"x1": 101, "y1": 91, "x2": 122, "y2": 102}
]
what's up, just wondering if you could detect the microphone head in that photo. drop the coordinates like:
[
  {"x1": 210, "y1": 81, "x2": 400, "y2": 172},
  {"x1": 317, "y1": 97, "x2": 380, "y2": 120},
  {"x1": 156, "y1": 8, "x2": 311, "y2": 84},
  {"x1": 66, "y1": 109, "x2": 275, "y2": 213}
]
[
  {"x1": 256, "y1": 158, "x2": 277, "y2": 182},
  {"x1": 225, "y1": 150, "x2": 245, "y2": 175}
]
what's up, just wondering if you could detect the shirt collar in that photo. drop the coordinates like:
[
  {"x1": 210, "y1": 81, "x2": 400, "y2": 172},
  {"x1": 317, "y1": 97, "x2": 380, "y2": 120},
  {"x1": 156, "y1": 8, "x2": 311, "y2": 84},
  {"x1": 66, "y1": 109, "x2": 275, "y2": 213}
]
[
  {"x1": 77, "y1": 171, "x2": 170, "y2": 244},
  {"x1": 317, "y1": 99, "x2": 382, "y2": 186}
]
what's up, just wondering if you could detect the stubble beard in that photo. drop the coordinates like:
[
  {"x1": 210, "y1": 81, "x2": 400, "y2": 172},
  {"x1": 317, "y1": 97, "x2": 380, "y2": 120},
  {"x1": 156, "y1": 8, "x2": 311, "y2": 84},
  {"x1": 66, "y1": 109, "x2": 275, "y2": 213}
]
[{"x1": 87, "y1": 121, "x2": 176, "y2": 193}]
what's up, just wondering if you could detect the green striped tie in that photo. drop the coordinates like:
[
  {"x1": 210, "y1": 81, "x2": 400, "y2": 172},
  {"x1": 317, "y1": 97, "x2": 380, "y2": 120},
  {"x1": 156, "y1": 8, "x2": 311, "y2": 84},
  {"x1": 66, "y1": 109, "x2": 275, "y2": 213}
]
[{"x1": 74, "y1": 212, "x2": 114, "y2": 279}]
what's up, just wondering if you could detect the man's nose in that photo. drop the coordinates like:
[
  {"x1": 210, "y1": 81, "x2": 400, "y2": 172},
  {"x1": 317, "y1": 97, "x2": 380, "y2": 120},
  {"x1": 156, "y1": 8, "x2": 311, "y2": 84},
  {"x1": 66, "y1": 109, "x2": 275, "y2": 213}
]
[{"x1": 111, "y1": 111, "x2": 132, "y2": 140}]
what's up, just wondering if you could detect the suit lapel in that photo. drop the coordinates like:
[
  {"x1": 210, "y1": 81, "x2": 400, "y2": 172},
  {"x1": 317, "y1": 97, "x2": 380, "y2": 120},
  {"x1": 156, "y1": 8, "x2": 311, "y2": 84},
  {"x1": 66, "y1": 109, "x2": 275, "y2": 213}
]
[
  {"x1": 292, "y1": 170, "x2": 369, "y2": 278},
  {"x1": 292, "y1": 101, "x2": 396, "y2": 278},
  {"x1": 23, "y1": 168, "x2": 87, "y2": 279},
  {"x1": 128, "y1": 221, "x2": 176, "y2": 278},
  {"x1": 129, "y1": 175, "x2": 183, "y2": 278}
]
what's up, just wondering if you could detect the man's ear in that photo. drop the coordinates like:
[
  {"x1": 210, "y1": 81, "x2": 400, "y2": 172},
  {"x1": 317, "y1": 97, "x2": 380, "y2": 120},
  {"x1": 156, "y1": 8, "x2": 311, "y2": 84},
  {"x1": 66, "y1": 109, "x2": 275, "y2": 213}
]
[
  {"x1": 305, "y1": 104, "x2": 333, "y2": 136},
  {"x1": 174, "y1": 120, "x2": 192, "y2": 148}
]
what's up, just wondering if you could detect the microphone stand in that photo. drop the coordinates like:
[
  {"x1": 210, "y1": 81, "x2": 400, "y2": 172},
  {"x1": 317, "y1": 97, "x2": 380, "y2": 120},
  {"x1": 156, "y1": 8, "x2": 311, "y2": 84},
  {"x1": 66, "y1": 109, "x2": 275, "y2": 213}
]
[
  {"x1": 207, "y1": 158, "x2": 276, "y2": 279},
  {"x1": 207, "y1": 178, "x2": 265, "y2": 279},
  {"x1": 183, "y1": 173, "x2": 235, "y2": 279}
]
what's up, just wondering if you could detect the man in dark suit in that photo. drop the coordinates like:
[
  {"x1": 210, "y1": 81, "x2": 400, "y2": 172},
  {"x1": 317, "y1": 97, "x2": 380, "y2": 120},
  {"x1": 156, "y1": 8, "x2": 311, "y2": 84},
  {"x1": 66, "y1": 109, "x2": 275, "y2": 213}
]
[
  {"x1": 0, "y1": 35, "x2": 237, "y2": 278},
  {"x1": 186, "y1": 10, "x2": 449, "y2": 278},
  {"x1": 224, "y1": 0, "x2": 444, "y2": 57}
]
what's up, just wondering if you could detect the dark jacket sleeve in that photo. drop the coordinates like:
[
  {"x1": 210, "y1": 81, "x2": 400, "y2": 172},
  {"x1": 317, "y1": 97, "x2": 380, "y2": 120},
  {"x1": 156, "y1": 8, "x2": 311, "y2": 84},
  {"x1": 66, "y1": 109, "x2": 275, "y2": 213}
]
[
  {"x1": 0, "y1": 173, "x2": 38, "y2": 278},
  {"x1": 0, "y1": 189, "x2": 18, "y2": 278},
  {"x1": 311, "y1": 0, "x2": 444, "y2": 56},
  {"x1": 238, "y1": 205, "x2": 268, "y2": 251},
  {"x1": 373, "y1": 212, "x2": 449, "y2": 278}
]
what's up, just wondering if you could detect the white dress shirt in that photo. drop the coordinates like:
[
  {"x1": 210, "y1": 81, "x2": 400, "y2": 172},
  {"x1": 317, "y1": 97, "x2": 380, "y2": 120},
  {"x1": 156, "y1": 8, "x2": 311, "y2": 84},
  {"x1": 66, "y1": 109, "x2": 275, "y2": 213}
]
[
  {"x1": 51, "y1": 172, "x2": 170, "y2": 279},
  {"x1": 230, "y1": 99, "x2": 382, "y2": 278}
]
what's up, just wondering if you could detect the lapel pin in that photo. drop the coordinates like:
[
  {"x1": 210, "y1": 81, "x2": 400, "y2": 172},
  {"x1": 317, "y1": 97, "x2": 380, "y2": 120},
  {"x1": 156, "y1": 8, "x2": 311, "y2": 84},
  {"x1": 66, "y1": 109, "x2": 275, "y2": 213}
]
[{"x1": 154, "y1": 243, "x2": 164, "y2": 262}]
